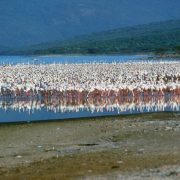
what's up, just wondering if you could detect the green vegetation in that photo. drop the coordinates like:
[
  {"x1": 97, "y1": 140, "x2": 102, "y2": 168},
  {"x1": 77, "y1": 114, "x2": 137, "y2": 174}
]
[{"x1": 1, "y1": 20, "x2": 180, "y2": 56}]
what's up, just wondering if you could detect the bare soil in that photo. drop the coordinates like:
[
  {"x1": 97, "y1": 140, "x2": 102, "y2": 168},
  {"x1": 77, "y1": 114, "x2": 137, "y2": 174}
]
[{"x1": 0, "y1": 112, "x2": 180, "y2": 179}]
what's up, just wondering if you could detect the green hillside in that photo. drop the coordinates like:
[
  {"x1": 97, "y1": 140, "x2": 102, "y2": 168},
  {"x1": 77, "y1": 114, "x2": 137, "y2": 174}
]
[
  {"x1": 2, "y1": 20, "x2": 180, "y2": 55},
  {"x1": 0, "y1": 46, "x2": 10, "y2": 53}
]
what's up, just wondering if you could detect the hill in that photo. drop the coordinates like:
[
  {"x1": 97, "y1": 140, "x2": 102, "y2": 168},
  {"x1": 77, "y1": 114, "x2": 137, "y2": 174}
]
[
  {"x1": 0, "y1": 0, "x2": 180, "y2": 48},
  {"x1": 7, "y1": 20, "x2": 180, "y2": 55}
]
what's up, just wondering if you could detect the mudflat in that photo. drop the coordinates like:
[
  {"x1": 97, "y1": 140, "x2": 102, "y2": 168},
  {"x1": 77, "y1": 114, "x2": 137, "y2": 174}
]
[{"x1": 0, "y1": 112, "x2": 180, "y2": 179}]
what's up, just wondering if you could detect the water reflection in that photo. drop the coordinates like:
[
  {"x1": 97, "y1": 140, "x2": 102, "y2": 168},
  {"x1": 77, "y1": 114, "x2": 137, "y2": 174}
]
[{"x1": 0, "y1": 94, "x2": 179, "y2": 116}]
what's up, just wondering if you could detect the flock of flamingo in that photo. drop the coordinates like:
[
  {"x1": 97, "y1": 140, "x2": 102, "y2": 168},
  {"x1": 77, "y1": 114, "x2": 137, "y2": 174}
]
[
  {"x1": 0, "y1": 62, "x2": 179, "y2": 99},
  {"x1": 0, "y1": 61, "x2": 179, "y2": 115}
]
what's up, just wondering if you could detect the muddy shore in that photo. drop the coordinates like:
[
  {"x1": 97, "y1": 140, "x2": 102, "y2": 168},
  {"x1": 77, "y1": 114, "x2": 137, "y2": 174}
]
[{"x1": 0, "y1": 112, "x2": 180, "y2": 179}]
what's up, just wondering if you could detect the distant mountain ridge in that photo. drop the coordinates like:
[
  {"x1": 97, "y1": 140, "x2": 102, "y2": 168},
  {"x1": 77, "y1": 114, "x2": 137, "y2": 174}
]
[
  {"x1": 5, "y1": 19, "x2": 180, "y2": 55},
  {"x1": 0, "y1": 0, "x2": 180, "y2": 48}
]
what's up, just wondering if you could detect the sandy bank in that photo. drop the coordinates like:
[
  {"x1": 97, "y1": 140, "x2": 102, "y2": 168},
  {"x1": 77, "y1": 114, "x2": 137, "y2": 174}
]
[{"x1": 0, "y1": 112, "x2": 180, "y2": 179}]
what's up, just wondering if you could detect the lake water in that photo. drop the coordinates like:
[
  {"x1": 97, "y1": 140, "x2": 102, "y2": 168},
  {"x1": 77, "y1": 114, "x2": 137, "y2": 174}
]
[
  {"x1": 0, "y1": 55, "x2": 179, "y2": 123},
  {"x1": 0, "y1": 54, "x2": 179, "y2": 65},
  {"x1": 0, "y1": 95, "x2": 179, "y2": 123},
  {"x1": 0, "y1": 54, "x2": 148, "y2": 65}
]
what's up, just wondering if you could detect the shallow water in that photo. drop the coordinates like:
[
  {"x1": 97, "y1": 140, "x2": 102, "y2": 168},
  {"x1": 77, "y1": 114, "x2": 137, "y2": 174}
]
[
  {"x1": 0, "y1": 54, "x2": 179, "y2": 65},
  {"x1": 0, "y1": 54, "x2": 147, "y2": 65},
  {"x1": 0, "y1": 95, "x2": 179, "y2": 123}
]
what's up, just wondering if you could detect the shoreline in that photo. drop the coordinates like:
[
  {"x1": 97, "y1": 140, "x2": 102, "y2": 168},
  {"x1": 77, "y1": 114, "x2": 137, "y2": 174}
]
[{"x1": 0, "y1": 112, "x2": 180, "y2": 179}]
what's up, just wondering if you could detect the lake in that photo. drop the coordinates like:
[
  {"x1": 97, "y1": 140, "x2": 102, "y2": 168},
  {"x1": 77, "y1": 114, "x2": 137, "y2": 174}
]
[
  {"x1": 0, "y1": 55, "x2": 179, "y2": 123},
  {"x1": 0, "y1": 54, "x2": 179, "y2": 65}
]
